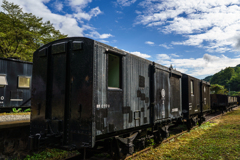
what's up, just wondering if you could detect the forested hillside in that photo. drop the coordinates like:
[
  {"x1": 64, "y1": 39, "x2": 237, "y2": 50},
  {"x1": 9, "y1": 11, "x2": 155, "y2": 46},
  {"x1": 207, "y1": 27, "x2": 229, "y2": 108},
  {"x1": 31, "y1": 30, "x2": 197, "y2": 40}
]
[{"x1": 203, "y1": 64, "x2": 240, "y2": 92}]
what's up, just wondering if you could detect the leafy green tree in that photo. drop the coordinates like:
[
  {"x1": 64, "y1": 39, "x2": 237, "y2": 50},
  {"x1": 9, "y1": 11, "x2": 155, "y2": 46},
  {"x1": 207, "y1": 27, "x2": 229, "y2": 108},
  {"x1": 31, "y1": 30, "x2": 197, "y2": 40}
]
[
  {"x1": 0, "y1": 0, "x2": 67, "y2": 61},
  {"x1": 210, "y1": 84, "x2": 228, "y2": 95},
  {"x1": 228, "y1": 91, "x2": 240, "y2": 96}
]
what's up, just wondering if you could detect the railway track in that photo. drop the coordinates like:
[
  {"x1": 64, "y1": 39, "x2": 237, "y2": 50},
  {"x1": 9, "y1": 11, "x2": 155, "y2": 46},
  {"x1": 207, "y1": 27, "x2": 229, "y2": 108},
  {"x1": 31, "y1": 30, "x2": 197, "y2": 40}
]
[{"x1": 63, "y1": 107, "x2": 237, "y2": 160}]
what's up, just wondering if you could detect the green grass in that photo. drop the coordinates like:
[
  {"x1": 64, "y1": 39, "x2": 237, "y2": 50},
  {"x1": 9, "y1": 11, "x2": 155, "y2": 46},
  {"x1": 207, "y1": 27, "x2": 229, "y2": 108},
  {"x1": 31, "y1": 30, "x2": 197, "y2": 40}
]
[{"x1": 137, "y1": 108, "x2": 240, "y2": 160}]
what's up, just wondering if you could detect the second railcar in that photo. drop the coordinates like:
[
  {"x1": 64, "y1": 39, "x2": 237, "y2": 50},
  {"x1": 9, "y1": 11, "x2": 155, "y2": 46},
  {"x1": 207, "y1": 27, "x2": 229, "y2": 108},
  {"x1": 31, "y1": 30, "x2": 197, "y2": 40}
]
[
  {"x1": 29, "y1": 37, "x2": 182, "y2": 156},
  {"x1": 0, "y1": 58, "x2": 32, "y2": 112},
  {"x1": 228, "y1": 96, "x2": 237, "y2": 109},
  {"x1": 182, "y1": 74, "x2": 210, "y2": 128}
]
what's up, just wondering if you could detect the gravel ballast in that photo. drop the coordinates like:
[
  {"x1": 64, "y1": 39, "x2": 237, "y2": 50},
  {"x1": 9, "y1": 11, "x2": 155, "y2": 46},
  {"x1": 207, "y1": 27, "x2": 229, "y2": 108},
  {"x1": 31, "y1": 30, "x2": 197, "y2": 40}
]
[{"x1": 0, "y1": 114, "x2": 30, "y2": 123}]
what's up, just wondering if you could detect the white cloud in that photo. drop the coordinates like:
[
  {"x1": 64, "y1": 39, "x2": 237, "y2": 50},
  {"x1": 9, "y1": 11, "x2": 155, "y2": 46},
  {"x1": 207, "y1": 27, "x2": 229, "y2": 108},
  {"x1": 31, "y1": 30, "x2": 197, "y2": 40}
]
[
  {"x1": 54, "y1": 1, "x2": 63, "y2": 11},
  {"x1": 159, "y1": 43, "x2": 172, "y2": 49},
  {"x1": 130, "y1": 51, "x2": 151, "y2": 58},
  {"x1": 170, "y1": 53, "x2": 179, "y2": 57},
  {"x1": 0, "y1": 0, "x2": 111, "y2": 39},
  {"x1": 156, "y1": 53, "x2": 240, "y2": 78},
  {"x1": 73, "y1": 7, "x2": 101, "y2": 22},
  {"x1": 116, "y1": 11, "x2": 123, "y2": 14},
  {"x1": 68, "y1": 0, "x2": 92, "y2": 11},
  {"x1": 121, "y1": 49, "x2": 151, "y2": 58},
  {"x1": 137, "y1": 0, "x2": 240, "y2": 53},
  {"x1": 145, "y1": 41, "x2": 154, "y2": 45},
  {"x1": 117, "y1": 0, "x2": 137, "y2": 6},
  {"x1": 157, "y1": 54, "x2": 170, "y2": 60},
  {"x1": 135, "y1": 10, "x2": 141, "y2": 14},
  {"x1": 83, "y1": 25, "x2": 113, "y2": 39},
  {"x1": 99, "y1": 40, "x2": 109, "y2": 43}
]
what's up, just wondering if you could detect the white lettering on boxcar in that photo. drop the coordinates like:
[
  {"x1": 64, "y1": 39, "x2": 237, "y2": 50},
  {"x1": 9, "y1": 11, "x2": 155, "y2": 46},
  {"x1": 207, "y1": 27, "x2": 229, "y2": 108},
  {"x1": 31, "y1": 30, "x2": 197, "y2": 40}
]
[
  {"x1": 172, "y1": 108, "x2": 178, "y2": 112},
  {"x1": 96, "y1": 104, "x2": 110, "y2": 109}
]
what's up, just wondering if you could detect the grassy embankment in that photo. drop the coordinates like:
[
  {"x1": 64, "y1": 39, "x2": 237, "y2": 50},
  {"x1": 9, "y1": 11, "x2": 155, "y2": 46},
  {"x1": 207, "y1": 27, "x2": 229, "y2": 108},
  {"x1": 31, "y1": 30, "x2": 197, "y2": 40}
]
[{"x1": 137, "y1": 108, "x2": 240, "y2": 160}]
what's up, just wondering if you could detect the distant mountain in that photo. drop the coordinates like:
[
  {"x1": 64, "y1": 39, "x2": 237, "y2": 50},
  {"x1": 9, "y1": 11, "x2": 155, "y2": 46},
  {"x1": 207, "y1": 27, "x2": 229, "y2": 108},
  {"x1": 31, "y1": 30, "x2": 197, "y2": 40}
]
[
  {"x1": 203, "y1": 75, "x2": 213, "y2": 82},
  {"x1": 203, "y1": 64, "x2": 240, "y2": 91}
]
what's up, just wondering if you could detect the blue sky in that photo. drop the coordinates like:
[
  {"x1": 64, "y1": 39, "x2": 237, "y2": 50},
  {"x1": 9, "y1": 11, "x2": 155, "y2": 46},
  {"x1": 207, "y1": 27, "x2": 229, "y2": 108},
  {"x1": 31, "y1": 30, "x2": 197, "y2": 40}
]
[{"x1": 1, "y1": 0, "x2": 240, "y2": 79}]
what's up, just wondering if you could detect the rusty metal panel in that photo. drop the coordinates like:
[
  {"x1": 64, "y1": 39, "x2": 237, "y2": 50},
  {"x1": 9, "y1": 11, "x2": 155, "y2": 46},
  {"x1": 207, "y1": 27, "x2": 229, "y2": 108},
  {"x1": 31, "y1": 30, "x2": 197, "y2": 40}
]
[
  {"x1": 123, "y1": 54, "x2": 151, "y2": 129},
  {"x1": 0, "y1": 58, "x2": 32, "y2": 109}
]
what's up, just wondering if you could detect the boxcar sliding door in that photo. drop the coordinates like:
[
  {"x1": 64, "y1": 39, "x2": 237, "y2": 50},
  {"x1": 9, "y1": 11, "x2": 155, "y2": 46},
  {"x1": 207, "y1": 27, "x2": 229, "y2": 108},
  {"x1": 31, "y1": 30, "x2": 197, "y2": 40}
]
[{"x1": 153, "y1": 65, "x2": 170, "y2": 123}]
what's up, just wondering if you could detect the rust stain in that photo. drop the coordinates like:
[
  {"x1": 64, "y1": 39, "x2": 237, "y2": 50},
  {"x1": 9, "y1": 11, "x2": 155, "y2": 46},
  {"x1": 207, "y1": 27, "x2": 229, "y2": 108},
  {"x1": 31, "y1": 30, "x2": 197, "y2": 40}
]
[{"x1": 85, "y1": 76, "x2": 89, "y2": 82}]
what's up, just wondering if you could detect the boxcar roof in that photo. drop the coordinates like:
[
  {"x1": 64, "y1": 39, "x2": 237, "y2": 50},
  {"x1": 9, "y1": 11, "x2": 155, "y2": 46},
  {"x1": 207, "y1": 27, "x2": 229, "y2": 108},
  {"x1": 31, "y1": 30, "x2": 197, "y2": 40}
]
[
  {"x1": 35, "y1": 37, "x2": 183, "y2": 74},
  {"x1": 201, "y1": 80, "x2": 210, "y2": 85},
  {"x1": 182, "y1": 73, "x2": 201, "y2": 81},
  {"x1": 0, "y1": 57, "x2": 32, "y2": 64}
]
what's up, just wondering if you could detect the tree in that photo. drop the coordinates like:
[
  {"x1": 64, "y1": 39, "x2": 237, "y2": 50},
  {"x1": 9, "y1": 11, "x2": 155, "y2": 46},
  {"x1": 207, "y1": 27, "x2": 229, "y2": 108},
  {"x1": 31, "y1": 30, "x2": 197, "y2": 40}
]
[
  {"x1": 210, "y1": 84, "x2": 228, "y2": 95},
  {"x1": 0, "y1": 0, "x2": 67, "y2": 61}
]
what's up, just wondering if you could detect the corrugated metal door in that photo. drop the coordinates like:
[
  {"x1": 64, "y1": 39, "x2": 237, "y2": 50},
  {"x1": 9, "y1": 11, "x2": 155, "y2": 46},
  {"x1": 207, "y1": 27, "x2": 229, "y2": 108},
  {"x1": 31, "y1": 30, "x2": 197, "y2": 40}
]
[
  {"x1": 201, "y1": 83, "x2": 210, "y2": 112},
  {"x1": 170, "y1": 75, "x2": 182, "y2": 118},
  {"x1": 106, "y1": 53, "x2": 123, "y2": 131},
  {"x1": 154, "y1": 68, "x2": 170, "y2": 122},
  {"x1": 189, "y1": 78, "x2": 201, "y2": 115}
]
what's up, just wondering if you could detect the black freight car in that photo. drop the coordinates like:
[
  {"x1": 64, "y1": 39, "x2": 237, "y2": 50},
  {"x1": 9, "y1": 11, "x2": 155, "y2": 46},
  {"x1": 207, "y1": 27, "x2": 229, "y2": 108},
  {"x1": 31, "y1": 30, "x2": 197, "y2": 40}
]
[
  {"x1": 237, "y1": 96, "x2": 240, "y2": 105},
  {"x1": 181, "y1": 74, "x2": 210, "y2": 129},
  {"x1": 29, "y1": 37, "x2": 182, "y2": 157},
  {"x1": 228, "y1": 96, "x2": 237, "y2": 109},
  {"x1": 211, "y1": 94, "x2": 237, "y2": 113},
  {"x1": 210, "y1": 94, "x2": 228, "y2": 113},
  {"x1": 0, "y1": 58, "x2": 32, "y2": 112}
]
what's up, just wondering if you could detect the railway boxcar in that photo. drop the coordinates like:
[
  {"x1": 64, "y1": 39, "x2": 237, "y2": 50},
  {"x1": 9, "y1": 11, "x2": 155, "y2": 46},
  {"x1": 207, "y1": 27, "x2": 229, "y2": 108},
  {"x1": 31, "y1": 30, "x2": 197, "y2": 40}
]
[
  {"x1": 228, "y1": 96, "x2": 237, "y2": 109},
  {"x1": 29, "y1": 37, "x2": 182, "y2": 156},
  {"x1": 210, "y1": 94, "x2": 228, "y2": 112},
  {"x1": 210, "y1": 95, "x2": 237, "y2": 113},
  {"x1": 0, "y1": 58, "x2": 32, "y2": 112},
  {"x1": 181, "y1": 74, "x2": 210, "y2": 128},
  {"x1": 237, "y1": 96, "x2": 240, "y2": 105}
]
